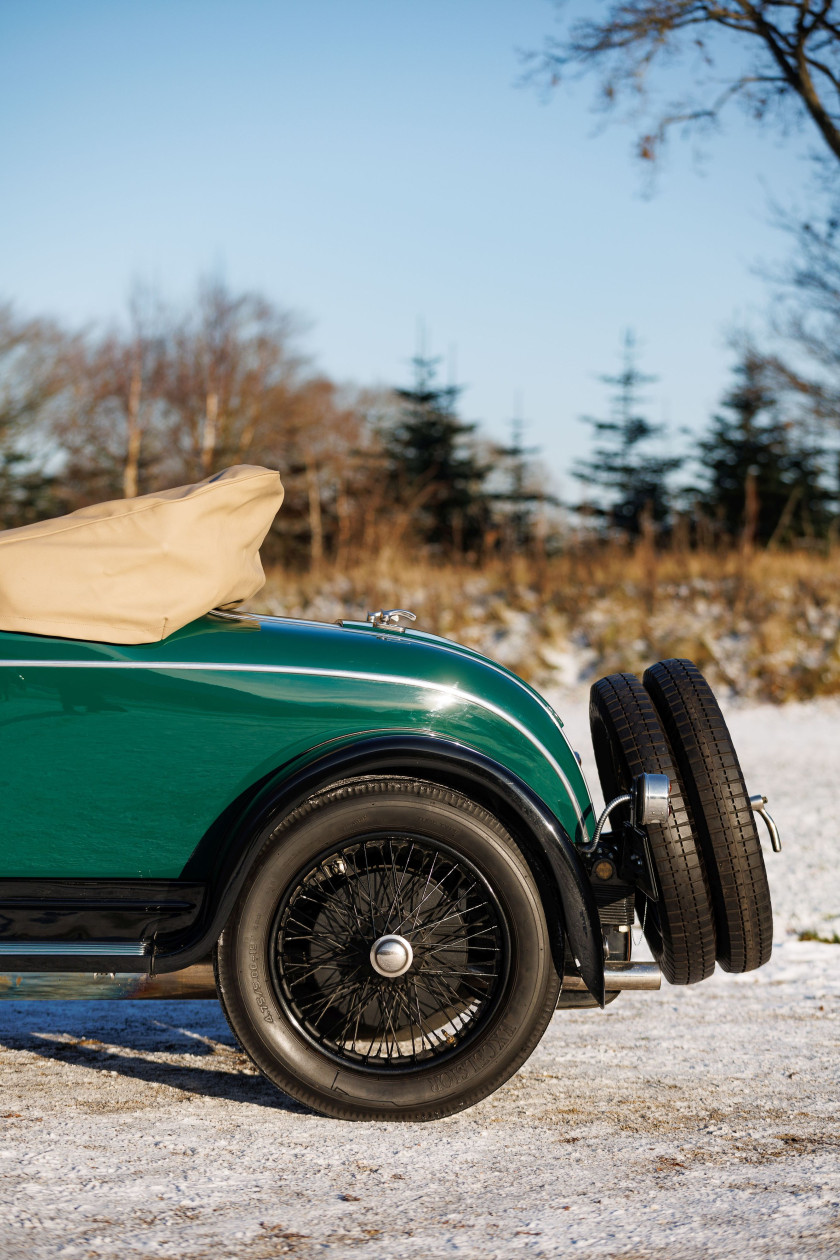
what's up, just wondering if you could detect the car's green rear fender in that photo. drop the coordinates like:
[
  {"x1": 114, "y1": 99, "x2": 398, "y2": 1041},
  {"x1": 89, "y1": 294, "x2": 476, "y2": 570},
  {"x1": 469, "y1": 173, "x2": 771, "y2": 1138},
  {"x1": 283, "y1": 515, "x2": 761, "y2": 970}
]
[
  {"x1": 0, "y1": 614, "x2": 595, "y2": 879},
  {"x1": 154, "y1": 733, "x2": 606, "y2": 1005}
]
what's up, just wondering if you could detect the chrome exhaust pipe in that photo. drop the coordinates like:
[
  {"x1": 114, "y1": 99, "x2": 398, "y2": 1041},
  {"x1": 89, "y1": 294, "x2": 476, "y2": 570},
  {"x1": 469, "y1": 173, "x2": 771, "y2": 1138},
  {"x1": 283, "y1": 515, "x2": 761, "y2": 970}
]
[{"x1": 563, "y1": 961, "x2": 661, "y2": 992}]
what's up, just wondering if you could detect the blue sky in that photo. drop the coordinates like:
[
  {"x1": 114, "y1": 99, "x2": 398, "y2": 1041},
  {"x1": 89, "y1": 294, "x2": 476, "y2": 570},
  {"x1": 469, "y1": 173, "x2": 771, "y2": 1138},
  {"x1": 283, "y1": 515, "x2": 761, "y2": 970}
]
[{"x1": 0, "y1": 0, "x2": 809, "y2": 492}]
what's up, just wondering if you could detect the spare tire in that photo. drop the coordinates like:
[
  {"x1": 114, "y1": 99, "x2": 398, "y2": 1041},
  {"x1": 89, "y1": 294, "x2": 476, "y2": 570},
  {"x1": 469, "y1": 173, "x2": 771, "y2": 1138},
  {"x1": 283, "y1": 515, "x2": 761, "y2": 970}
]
[
  {"x1": 589, "y1": 673, "x2": 716, "y2": 985},
  {"x1": 643, "y1": 659, "x2": 772, "y2": 973}
]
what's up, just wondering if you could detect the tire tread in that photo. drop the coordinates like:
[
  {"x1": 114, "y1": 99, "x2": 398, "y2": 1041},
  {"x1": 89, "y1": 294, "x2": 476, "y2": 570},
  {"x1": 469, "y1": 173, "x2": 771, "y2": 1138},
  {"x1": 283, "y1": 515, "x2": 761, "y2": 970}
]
[
  {"x1": 589, "y1": 673, "x2": 717, "y2": 985},
  {"x1": 643, "y1": 659, "x2": 772, "y2": 972}
]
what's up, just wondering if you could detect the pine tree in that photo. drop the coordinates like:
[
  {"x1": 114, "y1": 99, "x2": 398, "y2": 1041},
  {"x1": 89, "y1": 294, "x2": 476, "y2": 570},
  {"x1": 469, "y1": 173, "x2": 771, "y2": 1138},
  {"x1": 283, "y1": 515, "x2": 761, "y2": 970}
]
[
  {"x1": 698, "y1": 349, "x2": 835, "y2": 545},
  {"x1": 574, "y1": 331, "x2": 680, "y2": 538},
  {"x1": 385, "y1": 350, "x2": 490, "y2": 554},
  {"x1": 494, "y1": 404, "x2": 556, "y2": 551}
]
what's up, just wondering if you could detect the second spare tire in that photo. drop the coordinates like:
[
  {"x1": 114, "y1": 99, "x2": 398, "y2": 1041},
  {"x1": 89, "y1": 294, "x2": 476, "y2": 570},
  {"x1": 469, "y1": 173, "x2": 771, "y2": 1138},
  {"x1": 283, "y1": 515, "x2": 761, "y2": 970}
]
[
  {"x1": 589, "y1": 673, "x2": 717, "y2": 985},
  {"x1": 643, "y1": 658, "x2": 772, "y2": 973}
]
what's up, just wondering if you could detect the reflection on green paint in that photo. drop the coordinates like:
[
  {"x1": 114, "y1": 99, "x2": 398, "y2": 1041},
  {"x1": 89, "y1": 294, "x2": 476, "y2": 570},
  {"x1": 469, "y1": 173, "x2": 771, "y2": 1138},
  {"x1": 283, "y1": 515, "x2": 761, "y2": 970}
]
[{"x1": 0, "y1": 614, "x2": 594, "y2": 879}]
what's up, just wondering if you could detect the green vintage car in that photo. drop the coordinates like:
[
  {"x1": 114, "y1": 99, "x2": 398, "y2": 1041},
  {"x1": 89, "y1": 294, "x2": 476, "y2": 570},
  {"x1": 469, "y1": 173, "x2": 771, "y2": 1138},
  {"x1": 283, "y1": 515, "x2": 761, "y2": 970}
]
[{"x1": 0, "y1": 473, "x2": 780, "y2": 1121}]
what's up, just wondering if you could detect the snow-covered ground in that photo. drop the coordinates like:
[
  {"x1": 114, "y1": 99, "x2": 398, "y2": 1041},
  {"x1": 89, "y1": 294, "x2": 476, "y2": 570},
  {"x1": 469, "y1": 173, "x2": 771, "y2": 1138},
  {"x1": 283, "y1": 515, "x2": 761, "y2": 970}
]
[{"x1": 0, "y1": 700, "x2": 838, "y2": 1259}]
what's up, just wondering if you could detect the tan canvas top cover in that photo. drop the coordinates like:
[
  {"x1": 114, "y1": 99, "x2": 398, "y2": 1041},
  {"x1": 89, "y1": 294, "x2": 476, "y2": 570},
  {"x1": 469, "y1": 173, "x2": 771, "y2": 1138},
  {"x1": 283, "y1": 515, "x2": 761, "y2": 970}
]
[{"x1": 0, "y1": 465, "x2": 284, "y2": 644}]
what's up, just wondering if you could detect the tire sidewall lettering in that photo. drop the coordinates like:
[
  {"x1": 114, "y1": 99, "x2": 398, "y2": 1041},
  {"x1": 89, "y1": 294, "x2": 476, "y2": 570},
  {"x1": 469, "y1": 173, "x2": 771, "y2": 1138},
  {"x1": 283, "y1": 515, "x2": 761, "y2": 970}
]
[
  {"x1": 428, "y1": 1019, "x2": 516, "y2": 1095},
  {"x1": 245, "y1": 937, "x2": 274, "y2": 1024}
]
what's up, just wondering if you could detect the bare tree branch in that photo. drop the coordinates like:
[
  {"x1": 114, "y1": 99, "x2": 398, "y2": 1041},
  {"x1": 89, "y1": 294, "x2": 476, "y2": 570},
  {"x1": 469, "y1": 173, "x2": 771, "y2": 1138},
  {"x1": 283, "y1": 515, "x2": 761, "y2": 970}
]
[{"x1": 532, "y1": 1, "x2": 840, "y2": 164}]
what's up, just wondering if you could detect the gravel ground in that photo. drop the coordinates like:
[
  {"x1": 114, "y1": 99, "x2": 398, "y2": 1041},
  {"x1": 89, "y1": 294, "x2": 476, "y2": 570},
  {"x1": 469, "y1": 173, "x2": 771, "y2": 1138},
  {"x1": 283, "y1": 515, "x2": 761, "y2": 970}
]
[{"x1": 1, "y1": 699, "x2": 838, "y2": 1260}]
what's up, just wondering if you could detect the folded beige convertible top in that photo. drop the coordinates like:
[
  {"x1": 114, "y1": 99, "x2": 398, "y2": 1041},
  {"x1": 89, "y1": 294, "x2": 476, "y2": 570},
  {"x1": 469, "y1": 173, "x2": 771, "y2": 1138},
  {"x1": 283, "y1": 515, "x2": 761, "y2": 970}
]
[{"x1": 0, "y1": 465, "x2": 284, "y2": 644}]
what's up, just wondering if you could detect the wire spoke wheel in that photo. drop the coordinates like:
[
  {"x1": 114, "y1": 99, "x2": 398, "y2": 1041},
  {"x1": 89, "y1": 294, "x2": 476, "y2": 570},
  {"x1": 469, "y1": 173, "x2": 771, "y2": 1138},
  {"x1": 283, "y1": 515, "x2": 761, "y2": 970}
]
[
  {"x1": 215, "y1": 777, "x2": 560, "y2": 1120},
  {"x1": 272, "y1": 834, "x2": 508, "y2": 1069}
]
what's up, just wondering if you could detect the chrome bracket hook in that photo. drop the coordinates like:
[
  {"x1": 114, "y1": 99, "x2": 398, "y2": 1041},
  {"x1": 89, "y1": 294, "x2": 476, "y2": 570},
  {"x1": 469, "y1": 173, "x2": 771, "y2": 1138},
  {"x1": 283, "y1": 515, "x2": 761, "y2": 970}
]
[{"x1": 750, "y1": 793, "x2": 782, "y2": 852}]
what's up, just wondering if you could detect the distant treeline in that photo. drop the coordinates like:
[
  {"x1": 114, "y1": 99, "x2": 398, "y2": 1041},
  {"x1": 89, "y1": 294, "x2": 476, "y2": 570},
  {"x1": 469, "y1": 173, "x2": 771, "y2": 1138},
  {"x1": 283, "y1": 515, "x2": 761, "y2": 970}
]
[{"x1": 1, "y1": 279, "x2": 838, "y2": 566}]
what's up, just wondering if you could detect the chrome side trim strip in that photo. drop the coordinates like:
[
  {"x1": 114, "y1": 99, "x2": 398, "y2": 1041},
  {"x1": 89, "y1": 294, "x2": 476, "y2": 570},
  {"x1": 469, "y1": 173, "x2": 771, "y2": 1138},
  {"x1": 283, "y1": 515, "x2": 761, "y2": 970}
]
[
  {"x1": 0, "y1": 942, "x2": 148, "y2": 957},
  {"x1": 0, "y1": 963, "x2": 215, "y2": 1000},
  {"x1": 236, "y1": 611, "x2": 595, "y2": 840},
  {"x1": 1, "y1": 659, "x2": 586, "y2": 838}
]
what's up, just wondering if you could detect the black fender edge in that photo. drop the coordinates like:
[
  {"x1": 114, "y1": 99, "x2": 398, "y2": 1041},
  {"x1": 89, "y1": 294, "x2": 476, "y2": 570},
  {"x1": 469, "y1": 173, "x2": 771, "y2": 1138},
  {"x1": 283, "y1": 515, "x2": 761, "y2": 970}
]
[{"x1": 153, "y1": 734, "x2": 606, "y2": 1005}]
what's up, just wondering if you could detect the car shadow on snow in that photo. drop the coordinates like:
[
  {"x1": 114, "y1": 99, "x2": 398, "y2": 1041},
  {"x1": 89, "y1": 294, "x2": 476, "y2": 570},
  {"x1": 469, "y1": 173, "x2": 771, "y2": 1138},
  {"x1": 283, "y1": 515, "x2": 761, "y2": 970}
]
[{"x1": 0, "y1": 1001, "x2": 316, "y2": 1114}]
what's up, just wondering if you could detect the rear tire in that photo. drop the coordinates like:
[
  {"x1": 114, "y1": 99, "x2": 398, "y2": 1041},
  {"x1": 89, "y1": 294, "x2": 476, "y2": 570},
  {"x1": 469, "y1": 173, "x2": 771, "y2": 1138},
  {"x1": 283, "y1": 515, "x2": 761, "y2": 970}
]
[
  {"x1": 643, "y1": 659, "x2": 772, "y2": 972},
  {"x1": 589, "y1": 674, "x2": 717, "y2": 985},
  {"x1": 215, "y1": 777, "x2": 561, "y2": 1121}
]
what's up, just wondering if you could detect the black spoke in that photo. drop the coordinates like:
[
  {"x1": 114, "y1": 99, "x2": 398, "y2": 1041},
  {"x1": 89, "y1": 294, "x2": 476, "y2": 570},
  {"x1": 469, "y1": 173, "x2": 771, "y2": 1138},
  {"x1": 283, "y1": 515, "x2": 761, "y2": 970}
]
[
  {"x1": 411, "y1": 975, "x2": 445, "y2": 1053},
  {"x1": 338, "y1": 976, "x2": 375, "y2": 1051},
  {"x1": 272, "y1": 832, "x2": 508, "y2": 1069},
  {"x1": 409, "y1": 890, "x2": 487, "y2": 938},
  {"x1": 383, "y1": 839, "x2": 414, "y2": 928},
  {"x1": 424, "y1": 928, "x2": 501, "y2": 952}
]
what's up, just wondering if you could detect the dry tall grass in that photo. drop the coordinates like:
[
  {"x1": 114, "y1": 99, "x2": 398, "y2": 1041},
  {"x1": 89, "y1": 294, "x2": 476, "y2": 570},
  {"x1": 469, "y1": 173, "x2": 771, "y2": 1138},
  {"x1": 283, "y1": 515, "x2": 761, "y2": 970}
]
[{"x1": 251, "y1": 544, "x2": 840, "y2": 702}]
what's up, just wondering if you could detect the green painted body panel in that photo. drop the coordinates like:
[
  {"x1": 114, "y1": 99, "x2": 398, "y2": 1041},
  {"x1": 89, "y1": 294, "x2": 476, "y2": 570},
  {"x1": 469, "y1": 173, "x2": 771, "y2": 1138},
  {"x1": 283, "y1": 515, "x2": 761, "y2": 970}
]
[{"x1": 0, "y1": 613, "x2": 595, "y2": 879}]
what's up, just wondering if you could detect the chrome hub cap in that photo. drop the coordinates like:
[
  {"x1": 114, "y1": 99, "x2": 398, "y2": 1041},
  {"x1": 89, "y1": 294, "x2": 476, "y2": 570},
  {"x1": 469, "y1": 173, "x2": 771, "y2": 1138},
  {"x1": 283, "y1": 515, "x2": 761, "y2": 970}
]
[{"x1": 370, "y1": 933, "x2": 414, "y2": 978}]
